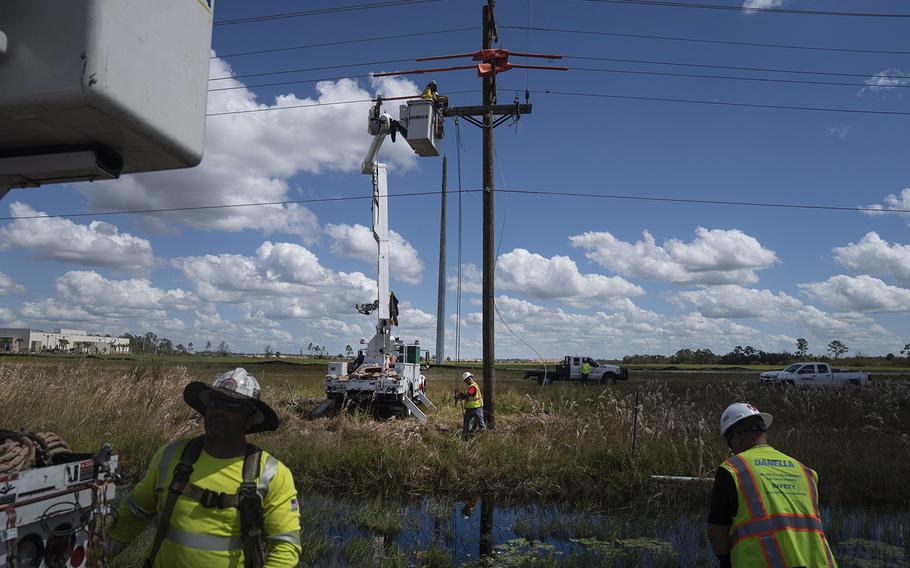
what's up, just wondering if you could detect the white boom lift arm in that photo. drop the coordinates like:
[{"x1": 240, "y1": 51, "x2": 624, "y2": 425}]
[{"x1": 317, "y1": 96, "x2": 441, "y2": 421}]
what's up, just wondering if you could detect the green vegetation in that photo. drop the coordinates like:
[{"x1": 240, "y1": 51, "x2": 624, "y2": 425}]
[{"x1": 1, "y1": 356, "x2": 908, "y2": 512}]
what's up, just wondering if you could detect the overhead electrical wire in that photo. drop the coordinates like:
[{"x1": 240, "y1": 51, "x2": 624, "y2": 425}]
[
  {"x1": 214, "y1": 0, "x2": 441, "y2": 27},
  {"x1": 208, "y1": 67, "x2": 907, "y2": 94},
  {"x1": 563, "y1": 67, "x2": 909, "y2": 89},
  {"x1": 208, "y1": 74, "x2": 372, "y2": 93},
  {"x1": 209, "y1": 53, "x2": 908, "y2": 83},
  {"x1": 523, "y1": 88, "x2": 910, "y2": 116},
  {"x1": 500, "y1": 25, "x2": 910, "y2": 56},
  {"x1": 4, "y1": 189, "x2": 909, "y2": 222},
  {"x1": 584, "y1": 0, "x2": 910, "y2": 18},
  {"x1": 562, "y1": 54, "x2": 905, "y2": 79},
  {"x1": 209, "y1": 58, "x2": 415, "y2": 81},
  {"x1": 202, "y1": 88, "x2": 908, "y2": 118},
  {"x1": 213, "y1": 27, "x2": 475, "y2": 60},
  {"x1": 205, "y1": 90, "x2": 476, "y2": 117}
]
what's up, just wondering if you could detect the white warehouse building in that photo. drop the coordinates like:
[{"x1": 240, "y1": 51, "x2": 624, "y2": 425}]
[{"x1": 0, "y1": 328, "x2": 130, "y2": 354}]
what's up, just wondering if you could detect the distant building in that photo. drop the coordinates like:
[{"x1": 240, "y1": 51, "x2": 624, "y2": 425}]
[{"x1": 0, "y1": 328, "x2": 130, "y2": 354}]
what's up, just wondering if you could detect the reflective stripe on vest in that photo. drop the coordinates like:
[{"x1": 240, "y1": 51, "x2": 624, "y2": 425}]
[
  {"x1": 464, "y1": 381, "x2": 482, "y2": 409},
  {"x1": 732, "y1": 514, "x2": 825, "y2": 543},
  {"x1": 166, "y1": 525, "x2": 243, "y2": 551},
  {"x1": 258, "y1": 455, "x2": 279, "y2": 499}
]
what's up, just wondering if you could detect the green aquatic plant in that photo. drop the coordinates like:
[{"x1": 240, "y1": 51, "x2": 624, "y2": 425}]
[{"x1": 836, "y1": 538, "x2": 907, "y2": 567}]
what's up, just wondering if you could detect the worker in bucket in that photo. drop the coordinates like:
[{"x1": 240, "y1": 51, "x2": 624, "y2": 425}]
[
  {"x1": 420, "y1": 80, "x2": 447, "y2": 139},
  {"x1": 455, "y1": 371, "x2": 485, "y2": 439},
  {"x1": 707, "y1": 402, "x2": 837, "y2": 568},
  {"x1": 108, "y1": 368, "x2": 301, "y2": 567}
]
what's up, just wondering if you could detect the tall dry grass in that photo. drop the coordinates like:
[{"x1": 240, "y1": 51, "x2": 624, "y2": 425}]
[{"x1": 2, "y1": 359, "x2": 908, "y2": 509}]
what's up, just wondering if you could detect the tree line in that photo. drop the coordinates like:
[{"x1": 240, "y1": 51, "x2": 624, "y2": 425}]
[{"x1": 622, "y1": 339, "x2": 910, "y2": 366}]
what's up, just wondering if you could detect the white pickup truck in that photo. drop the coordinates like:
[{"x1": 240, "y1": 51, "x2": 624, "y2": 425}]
[
  {"x1": 760, "y1": 362, "x2": 870, "y2": 387},
  {"x1": 523, "y1": 355, "x2": 629, "y2": 385}
]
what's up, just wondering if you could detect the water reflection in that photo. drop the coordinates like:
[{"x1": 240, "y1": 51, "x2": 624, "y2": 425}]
[{"x1": 298, "y1": 494, "x2": 909, "y2": 567}]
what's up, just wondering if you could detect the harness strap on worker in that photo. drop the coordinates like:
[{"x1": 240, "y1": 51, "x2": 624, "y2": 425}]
[
  {"x1": 239, "y1": 442, "x2": 265, "y2": 568},
  {"x1": 144, "y1": 437, "x2": 266, "y2": 568},
  {"x1": 144, "y1": 435, "x2": 203, "y2": 568}
]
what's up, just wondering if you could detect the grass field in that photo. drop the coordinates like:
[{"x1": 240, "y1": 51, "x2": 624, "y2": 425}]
[{"x1": 2, "y1": 354, "x2": 908, "y2": 512}]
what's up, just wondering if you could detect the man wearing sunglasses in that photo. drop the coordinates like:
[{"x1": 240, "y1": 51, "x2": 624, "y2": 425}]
[{"x1": 108, "y1": 368, "x2": 301, "y2": 567}]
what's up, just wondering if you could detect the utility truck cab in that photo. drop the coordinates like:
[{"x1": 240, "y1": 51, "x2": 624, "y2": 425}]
[{"x1": 760, "y1": 362, "x2": 870, "y2": 387}]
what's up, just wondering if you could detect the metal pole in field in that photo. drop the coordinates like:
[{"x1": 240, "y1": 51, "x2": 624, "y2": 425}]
[
  {"x1": 435, "y1": 156, "x2": 447, "y2": 365},
  {"x1": 631, "y1": 389, "x2": 640, "y2": 457},
  {"x1": 481, "y1": 0, "x2": 496, "y2": 430}
]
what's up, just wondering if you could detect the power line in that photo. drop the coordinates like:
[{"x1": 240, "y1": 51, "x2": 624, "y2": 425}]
[
  {"x1": 525, "y1": 88, "x2": 910, "y2": 116},
  {"x1": 208, "y1": 88, "x2": 909, "y2": 119},
  {"x1": 210, "y1": 53, "x2": 907, "y2": 84},
  {"x1": 500, "y1": 24, "x2": 910, "y2": 56},
  {"x1": 563, "y1": 54, "x2": 905, "y2": 79},
  {"x1": 495, "y1": 189, "x2": 910, "y2": 214},
  {"x1": 584, "y1": 0, "x2": 910, "y2": 18},
  {"x1": 567, "y1": 66, "x2": 909, "y2": 89},
  {"x1": 4, "y1": 189, "x2": 908, "y2": 222},
  {"x1": 209, "y1": 58, "x2": 415, "y2": 81},
  {"x1": 208, "y1": 74, "x2": 372, "y2": 93},
  {"x1": 213, "y1": 27, "x2": 475, "y2": 60},
  {"x1": 208, "y1": 66, "x2": 904, "y2": 95},
  {"x1": 214, "y1": 0, "x2": 441, "y2": 27},
  {"x1": 205, "y1": 90, "x2": 477, "y2": 117}
]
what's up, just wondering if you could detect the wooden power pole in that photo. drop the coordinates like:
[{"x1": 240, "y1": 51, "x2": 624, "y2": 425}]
[{"x1": 372, "y1": 0, "x2": 565, "y2": 430}]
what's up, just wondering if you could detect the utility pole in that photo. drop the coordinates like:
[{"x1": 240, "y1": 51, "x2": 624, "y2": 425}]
[
  {"x1": 371, "y1": 0, "x2": 565, "y2": 430},
  {"x1": 435, "y1": 156, "x2": 447, "y2": 365},
  {"x1": 481, "y1": 1, "x2": 497, "y2": 429}
]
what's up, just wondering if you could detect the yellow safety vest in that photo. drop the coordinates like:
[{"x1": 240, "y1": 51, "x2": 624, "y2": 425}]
[
  {"x1": 110, "y1": 439, "x2": 302, "y2": 567},
  {"x1": 581, "y1": 362, "x2": 591, "y2": 375},
  {"x1": 464, "y1": 380, "x2": 482, "y2": 409},
  {"x1": 721, "y1": 445, "x2": 837, "y2": 568}
]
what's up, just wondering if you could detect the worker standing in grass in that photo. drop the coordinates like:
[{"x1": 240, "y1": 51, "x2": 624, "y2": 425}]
[
  {"x1": 455, "y1": 371, "x2": 485, "y2": 439},
  {"x1": 108, "y1": 368, "x2": 301, "y2": 567},
  {"x1": 708, "y1": 402, "x2": 837, "y2": 568},
  {"x1": 580, "y1": 359, "x2": 591, "y2": 386}
]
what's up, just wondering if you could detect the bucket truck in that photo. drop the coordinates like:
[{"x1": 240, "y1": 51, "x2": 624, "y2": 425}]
[{"x1": 317, "y1": 96, "x2": 441, "y2": 422}]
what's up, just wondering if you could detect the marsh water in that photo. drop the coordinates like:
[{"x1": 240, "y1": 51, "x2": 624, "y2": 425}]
[{"x1": 299, "y1": 494, "x2": 909, "y2": 567}]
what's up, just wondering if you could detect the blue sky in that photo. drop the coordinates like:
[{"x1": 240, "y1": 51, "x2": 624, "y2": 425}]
[{"x1": 1, "y1": 0, "x2": 909, "y2": 359}]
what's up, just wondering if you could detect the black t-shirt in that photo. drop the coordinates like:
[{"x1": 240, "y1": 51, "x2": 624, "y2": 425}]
[{"x1": 707, "y1": 467, "x2": 738, "y2": 526}]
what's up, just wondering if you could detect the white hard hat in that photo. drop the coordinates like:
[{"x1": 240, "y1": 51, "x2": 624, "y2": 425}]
[
  {"x1": 720, "y1": 402, "x2": 773, "y2": 438},
  {"x1": 184, "y1": 368, "x2": 279, "y2": 433},
  {"x1": 463, "y1": 371, "x2": 474, "y2": 382}
]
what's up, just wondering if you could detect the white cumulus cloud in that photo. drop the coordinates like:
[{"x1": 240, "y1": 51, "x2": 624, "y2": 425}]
[
  {"x1": 670, "y1": 285, "x2": 803, "y2": 319},
  {"x1": 858, "y1": 68, "x2": 910, "y2": 98},
  {"x1": 172, "y1": 241, "x2": 376, "y2": 315},
  {"x1": 864, "y1": 189, "x2": 910, "y2": 223},
  {"x1": 445, "y1": 249, "x2": 643, "y2": 308},
  {"x1": 833, "y1": 232, "x2": 910, "y2": 286},
  {"x1": 494, "y1": 248, "x2": 643, "y2": 307},
  {"x1": 325, "y1": 223, "x2": 423, "y2": 285},
  {"x1": 799, "y1": 275, "x2": 910, "y2": 312},
  {"x1": 571, "y1": 228, "x2": 776, "y2": 285},
  {"x1": 18, "y1": 271, "x2": 197, "y2": 331},
  {"x1": 742, "y1": 0, "x2": 786, "y2": 12},
  {"x1": 0, "y1": 272, "x2": 25, "y2": 296},
  {"x1": 0, "y1": 203, "x2": 156, "y2": 272},
  {"x1": 79, "y1": 57, "x2": 422, "y2": 238}
]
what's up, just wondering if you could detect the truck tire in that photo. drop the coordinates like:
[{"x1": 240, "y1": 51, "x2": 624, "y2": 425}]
[{"x1": 604, "y1": 374, "x2": 617, "y2": 386}]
